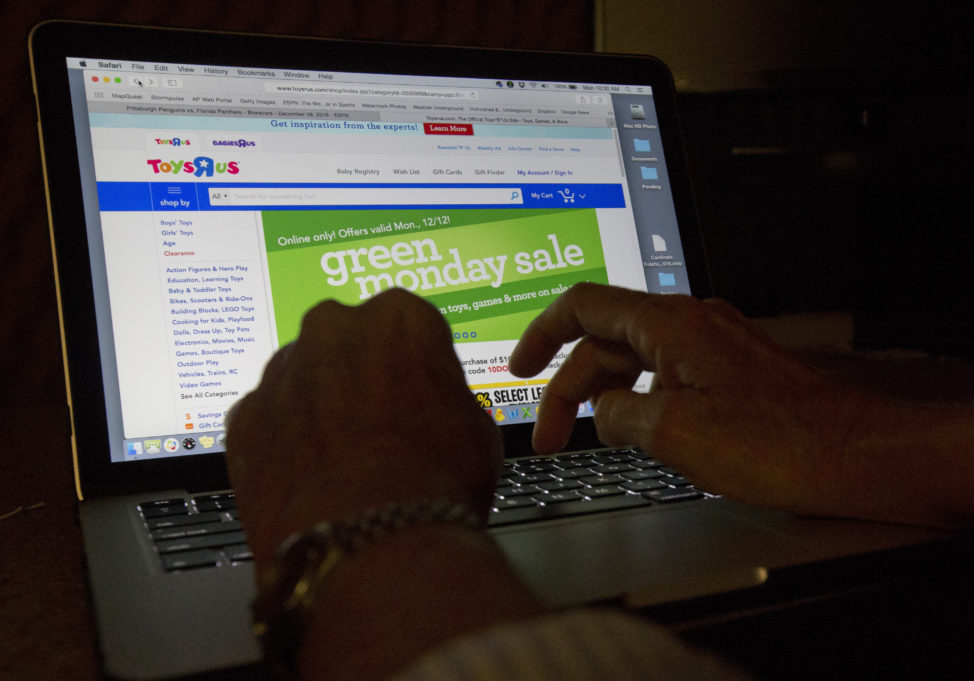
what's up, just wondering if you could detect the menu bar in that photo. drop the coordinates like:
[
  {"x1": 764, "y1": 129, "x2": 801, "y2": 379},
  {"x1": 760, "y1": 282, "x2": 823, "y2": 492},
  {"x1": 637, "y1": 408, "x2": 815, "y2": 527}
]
[{"x1": 68, "y1": 57, "x2": 652, "y2": 96}]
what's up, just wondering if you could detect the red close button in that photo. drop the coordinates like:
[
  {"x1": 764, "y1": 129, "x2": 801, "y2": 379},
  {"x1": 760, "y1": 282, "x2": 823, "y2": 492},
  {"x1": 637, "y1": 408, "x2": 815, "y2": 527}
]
[{"x1": 423, "y1": 122, "x2": 474, "y2": 135}]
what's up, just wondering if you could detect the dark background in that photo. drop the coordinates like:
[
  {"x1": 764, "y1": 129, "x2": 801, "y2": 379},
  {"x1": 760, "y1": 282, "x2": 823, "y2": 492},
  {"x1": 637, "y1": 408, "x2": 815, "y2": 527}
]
[{"x1": 1, "y1": 3, "x2": 972, "y2": 678}]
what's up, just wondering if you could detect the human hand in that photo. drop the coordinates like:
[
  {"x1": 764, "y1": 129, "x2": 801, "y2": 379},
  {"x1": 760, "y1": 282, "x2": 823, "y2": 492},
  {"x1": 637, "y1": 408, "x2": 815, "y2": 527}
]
[
  {"x1": 509, "y1": 283, "x2": 872, "y2": 516},
  {"x1": 225, "y1": 289, "x2": 503, "y2": 567}
]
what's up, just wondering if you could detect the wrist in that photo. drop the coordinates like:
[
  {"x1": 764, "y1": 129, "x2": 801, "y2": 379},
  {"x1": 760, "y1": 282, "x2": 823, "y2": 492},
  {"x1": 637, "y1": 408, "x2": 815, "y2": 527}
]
[
  {"x1": 253, "y1": 500, "x2": 508, "y2": 680},
  {"x1": 247, "y1": 442, "x2": 502, "y2": 567},
  {"x1": 297, "y1": 522, "x2": 543, "y2": 681},
  {"x1": 835, "y1": 398, "x2": 974, "y2": 527}
]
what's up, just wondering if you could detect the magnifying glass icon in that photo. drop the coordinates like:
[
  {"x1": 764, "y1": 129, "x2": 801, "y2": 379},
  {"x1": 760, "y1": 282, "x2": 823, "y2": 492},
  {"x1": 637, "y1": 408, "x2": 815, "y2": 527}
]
[{"x1": 510, "y1": 190, "x2": 520, "y2": 201}]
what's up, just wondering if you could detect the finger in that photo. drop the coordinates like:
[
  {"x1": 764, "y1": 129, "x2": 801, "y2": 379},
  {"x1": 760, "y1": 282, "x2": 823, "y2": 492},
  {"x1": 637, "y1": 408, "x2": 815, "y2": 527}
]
[
  {"x1": 530, "y1": 337, "x2": 643, "y2": 453},
  {"x1": 510, "y1": 283, "x2": 686, "y2": 377},
  {"x1": 293, "y1": 299, "x2": 354, "y2": 365},
  {"x1": 702, "y1": 297, "x2": 778, "y2": 349},
  {"x1": 592, "y1": 388, "x2": 702, "y2": 476},
  {"x1": 590, "y1": 388, "x2": 657, "y2": 449}
]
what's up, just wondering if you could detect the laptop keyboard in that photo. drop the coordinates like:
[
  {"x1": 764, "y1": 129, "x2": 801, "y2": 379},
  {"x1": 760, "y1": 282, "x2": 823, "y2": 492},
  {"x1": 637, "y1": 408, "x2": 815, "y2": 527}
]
[
  {"x1": 139, "y1": 494, "x2": 251, "y2": 571},
  {"x1": 490, "y1": 447, "x2": 708, "y2": 526},
  {"x1": 139, "y1": 448, "x2": 710, "y2": 571}
]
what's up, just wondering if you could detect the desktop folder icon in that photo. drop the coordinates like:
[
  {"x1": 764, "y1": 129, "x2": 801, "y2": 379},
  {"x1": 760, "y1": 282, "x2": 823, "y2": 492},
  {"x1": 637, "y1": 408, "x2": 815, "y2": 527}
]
[
  {"x1": 634, "y1": 138, "x2": 651, "y2": 152},
  {"x1": 641, "y1": 167, "x2": 658, "y2": 180},
  {"x1": 658, "y1": 272, "x2": 676, "y2": 287}
]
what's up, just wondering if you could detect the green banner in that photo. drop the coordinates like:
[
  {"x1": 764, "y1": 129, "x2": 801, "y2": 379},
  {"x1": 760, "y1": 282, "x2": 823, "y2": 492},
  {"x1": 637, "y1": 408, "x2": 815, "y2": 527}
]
[{"x1": 263, "y1": 207, "x2": 607, "y2": 344}]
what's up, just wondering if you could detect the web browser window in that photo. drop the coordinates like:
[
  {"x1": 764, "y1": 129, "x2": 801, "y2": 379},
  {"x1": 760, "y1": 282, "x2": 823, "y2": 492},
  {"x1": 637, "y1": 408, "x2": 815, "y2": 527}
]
[{"x1": 65, "y1": 57, "x2": 689, "y2": 462}]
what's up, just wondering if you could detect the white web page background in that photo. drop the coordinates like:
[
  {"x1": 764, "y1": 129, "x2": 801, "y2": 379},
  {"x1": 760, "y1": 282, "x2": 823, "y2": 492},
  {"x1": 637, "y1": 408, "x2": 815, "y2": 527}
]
[
  {"x1": 75, "y1": 59, "x2": 679, "y2": 459},
  {"x1": 94, "y1": 121, "x2": 646, "y2": 442}
]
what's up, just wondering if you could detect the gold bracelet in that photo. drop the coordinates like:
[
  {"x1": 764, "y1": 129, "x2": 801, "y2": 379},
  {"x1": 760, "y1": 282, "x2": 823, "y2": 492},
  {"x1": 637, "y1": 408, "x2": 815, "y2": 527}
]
[{"x1": 252, "y1": 499, "x2": 483, "y2": 680}]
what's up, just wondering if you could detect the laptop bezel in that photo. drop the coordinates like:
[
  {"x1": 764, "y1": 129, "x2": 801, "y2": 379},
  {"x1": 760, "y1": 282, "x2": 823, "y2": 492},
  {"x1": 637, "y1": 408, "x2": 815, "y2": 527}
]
[{"x1": 29, "y1": 20, "x2": 711, "y2": 499}]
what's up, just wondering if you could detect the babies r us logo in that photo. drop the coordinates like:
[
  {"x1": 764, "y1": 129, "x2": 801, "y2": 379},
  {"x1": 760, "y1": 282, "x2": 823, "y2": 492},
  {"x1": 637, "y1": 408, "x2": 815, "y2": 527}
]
[{"x1": 146, "y1": 156, "x2": 240, "y2": 177}]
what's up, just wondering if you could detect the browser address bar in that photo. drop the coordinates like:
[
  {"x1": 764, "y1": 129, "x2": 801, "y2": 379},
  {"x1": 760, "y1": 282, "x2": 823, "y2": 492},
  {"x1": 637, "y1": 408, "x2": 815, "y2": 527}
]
[
  {"x1": 265, "y1": 82, "x2": 479, "y2": 99},
  {"x1": 208, "y1": 187, "x2": 524, "y2": 206}
]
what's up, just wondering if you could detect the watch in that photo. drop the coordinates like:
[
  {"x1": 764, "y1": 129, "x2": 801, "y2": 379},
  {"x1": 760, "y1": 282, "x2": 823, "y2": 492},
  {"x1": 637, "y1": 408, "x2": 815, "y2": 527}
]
[{"x1": 251, "y1": 499, "x2": 482, "y2": 680}]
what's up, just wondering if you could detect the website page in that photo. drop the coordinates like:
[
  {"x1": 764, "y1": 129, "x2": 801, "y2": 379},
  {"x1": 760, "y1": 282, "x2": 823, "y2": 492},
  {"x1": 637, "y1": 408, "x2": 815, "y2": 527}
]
[{"x1": 68, "y1": 59, "x2": 689, "y2": 462}]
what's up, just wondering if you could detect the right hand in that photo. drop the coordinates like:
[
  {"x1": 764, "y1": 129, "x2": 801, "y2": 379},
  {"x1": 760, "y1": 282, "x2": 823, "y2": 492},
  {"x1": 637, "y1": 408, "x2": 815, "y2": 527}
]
[{"x1": 509, "y1": 283, "x2": 872, "y2": 516}]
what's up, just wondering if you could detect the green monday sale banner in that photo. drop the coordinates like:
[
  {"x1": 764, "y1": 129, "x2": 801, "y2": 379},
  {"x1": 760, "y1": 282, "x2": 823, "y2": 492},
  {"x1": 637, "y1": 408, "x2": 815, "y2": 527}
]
[{"x1": 262, "y1": 207, "x2": 607, "y2": 345}]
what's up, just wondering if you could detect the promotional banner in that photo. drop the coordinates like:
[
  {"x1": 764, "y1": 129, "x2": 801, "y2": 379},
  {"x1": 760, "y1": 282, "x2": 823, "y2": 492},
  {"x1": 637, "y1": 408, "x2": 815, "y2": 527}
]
[{"x1": 262, "y1": 207, "x2": 608, "y2": 344}]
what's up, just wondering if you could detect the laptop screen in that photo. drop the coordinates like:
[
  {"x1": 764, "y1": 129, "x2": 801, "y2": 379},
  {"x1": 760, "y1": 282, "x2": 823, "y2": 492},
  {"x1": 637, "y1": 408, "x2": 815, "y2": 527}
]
[{"x1": 58, "y1": 48, "x2": 695, "y2": 464}]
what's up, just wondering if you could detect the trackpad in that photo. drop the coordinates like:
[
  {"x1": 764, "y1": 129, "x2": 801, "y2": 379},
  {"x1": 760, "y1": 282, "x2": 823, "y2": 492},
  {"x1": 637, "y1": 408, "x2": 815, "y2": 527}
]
[{"x1": 491, "y1": 503, "x2": 813, "y2": 607}]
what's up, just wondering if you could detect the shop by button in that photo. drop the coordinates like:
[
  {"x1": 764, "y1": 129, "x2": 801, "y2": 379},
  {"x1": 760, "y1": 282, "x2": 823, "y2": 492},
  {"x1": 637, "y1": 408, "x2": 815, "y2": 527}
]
[{"x1": 423, "y1": 122, "x2": 474, "y2": 135}]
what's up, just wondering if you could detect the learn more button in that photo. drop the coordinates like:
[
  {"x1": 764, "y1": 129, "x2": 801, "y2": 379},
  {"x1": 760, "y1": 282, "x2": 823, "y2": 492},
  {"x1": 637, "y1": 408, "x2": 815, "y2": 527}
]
[{"x1": 423, "y1": 123, "x2": 474, "y2": 135}]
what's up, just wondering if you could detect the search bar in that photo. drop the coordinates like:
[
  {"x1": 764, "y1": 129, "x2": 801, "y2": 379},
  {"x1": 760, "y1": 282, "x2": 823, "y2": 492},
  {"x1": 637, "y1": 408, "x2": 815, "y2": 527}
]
[{"x1": 209, "y1": 187, "x2": 524, "y2": 206}]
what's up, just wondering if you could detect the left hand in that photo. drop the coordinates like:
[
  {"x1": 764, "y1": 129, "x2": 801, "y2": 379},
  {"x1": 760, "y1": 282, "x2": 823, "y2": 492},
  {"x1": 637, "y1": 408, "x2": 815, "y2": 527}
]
[{"x1": 225, "y1": 289, "x2": 503, "y2": 568}]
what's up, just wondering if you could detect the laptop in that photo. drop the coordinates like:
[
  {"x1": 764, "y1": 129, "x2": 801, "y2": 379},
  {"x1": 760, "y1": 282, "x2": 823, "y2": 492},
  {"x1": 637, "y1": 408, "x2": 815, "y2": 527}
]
[{"x1": 29, "y1": 20, "x2": 946, "y2": 680}]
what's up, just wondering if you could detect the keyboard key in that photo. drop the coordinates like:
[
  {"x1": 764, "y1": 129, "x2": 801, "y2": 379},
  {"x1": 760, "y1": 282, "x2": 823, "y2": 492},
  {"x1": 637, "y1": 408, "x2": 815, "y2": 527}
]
[
  {"x1": 643, "y1": 487, "x2": 703, "y2": 503},
  {"x1": 513, "y1": 463, "x2": 557, "y2": 474},
  {"x1": 140, "y1": 504, "x2": 189, "y2": 519},
  {"x1": 583, "y1": 485, "x2": 627, "y2": 498},
  {"x1": 146, "y1": 511, "x2": 225, "y2": 529},
  {"x1": 555, "y1": 455, "x2": 597, "y2": 467},
  {"x1": 493, "y1": 496, "x2": 538, "y2": 511},
  {"x1": 195, "y1": 498, "x2": 236, "y2": 513},
  {"x1": 592, "y1": 454, "x2": 629, "y2": 464},
  {"x1": 580, "y1": 474, "x2": 626, "y2": 486},
  {"x1": 534, "y1": 490, "x2": 584, "y2": 505},
  {"x1": 224, "y1": 544, "x2": 254, "y2": 562},
  {"x1": 621, "y1": 469, "x2": 664, "y2": 481},
  {"x1": 590, "y1": 463, "x2": 634, "y2": 475},
  {"x1": 537, "y1": 480, "x2": 584, "y2": 492},
  {"x1": 553, "y1": 468, "x2": 595, "y2": 480},
  {"x1": 489, "y1": 492, "x2": 653, "y2": 526},
  {"x1": 162, "y1": 549, "x2": 222, "y2": 571},
  {"x1": 139, "y1": 498, "x2": 186, "y2": 509},
  {"x1": 156, "y1": 531, "x2": 248, "y2": 555},
  {"x1": 621, "y1": 479, "x2": 667, "y2": 492},
  {"x1": 496, "y1": 485, "x2": 542, "y2": 498},
  {"x1": 509, "y1": 473, "x2": 557, "y2": 485},
  {"x1": 152, "y1": 527, "x2": 194, "y2": 541},
  {"x1": 151, "y1": 520, "x2": 243, "y2": 542},
  {"x1": 516, "y1": 457, "x2": 554, "y2": 465},
  {"x1": 193, "y1": 492, "x2": 236, "y2": 503}
]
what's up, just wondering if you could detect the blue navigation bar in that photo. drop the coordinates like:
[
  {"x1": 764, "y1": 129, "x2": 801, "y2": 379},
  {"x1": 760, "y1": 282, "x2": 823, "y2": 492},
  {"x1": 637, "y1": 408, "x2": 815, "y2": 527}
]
[{"x1": 95, "y1": 182, "x2": 626, "y2": 211}]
